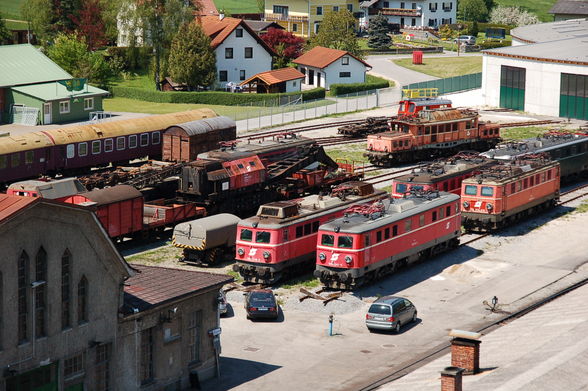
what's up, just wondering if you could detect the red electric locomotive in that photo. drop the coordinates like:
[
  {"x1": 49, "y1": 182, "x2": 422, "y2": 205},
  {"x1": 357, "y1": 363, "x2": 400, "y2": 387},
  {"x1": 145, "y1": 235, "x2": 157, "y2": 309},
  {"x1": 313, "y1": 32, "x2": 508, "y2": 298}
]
[
  {"x1": 365, "y1": 107, "x2": 501, "y2": 167},
  {"x1": 391, "y1": 153, "x2": 495, "y2": 198},
  {"x1": 233, "y1": 182, "x2": 387, "y2": 284},
  {"x1": 314, "y1": 191, "x2": 461, "y2": 289},
  {"x1": 461, "y1": 155, "x2": 560, "y2": 231}
]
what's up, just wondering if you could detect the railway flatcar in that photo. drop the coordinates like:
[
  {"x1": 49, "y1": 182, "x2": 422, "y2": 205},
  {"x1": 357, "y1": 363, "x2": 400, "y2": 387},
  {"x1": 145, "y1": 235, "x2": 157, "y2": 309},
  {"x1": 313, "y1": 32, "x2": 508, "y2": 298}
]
[
  {"x1": 364, "y1": 108, "x2": 501, "y2": 167},
  {"x1": 480, "y1": 131, "x2": 588, "y2": 181},
  {"x1": 314, "y1": 191, "x2": 461, "y2": 289},
  {"x1": 0, "y1": 109, "x2": 223, "y2": 184},
  {"x1": 391, "y1": 153, "x2": 495, "y2": 198},
  {"x1": 461, "y1": 155, "x2": 560, "y2": 231},
  {"x1": 233, "y1": 182, "x2": 387, "y2": 284},
  {"x1": 172, "y1": 213, "x2": 240, "y2": 264}
]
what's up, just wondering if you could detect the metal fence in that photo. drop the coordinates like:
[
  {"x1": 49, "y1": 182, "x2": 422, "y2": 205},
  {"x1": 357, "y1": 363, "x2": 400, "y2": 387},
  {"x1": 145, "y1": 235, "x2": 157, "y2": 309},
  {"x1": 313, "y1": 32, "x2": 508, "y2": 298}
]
[
  {"x1": 228, "y1": 89, "x2": 386, "y2": 132},
  {"x1": 402, "y1": 73, "x2": 482, "y2": 95}
]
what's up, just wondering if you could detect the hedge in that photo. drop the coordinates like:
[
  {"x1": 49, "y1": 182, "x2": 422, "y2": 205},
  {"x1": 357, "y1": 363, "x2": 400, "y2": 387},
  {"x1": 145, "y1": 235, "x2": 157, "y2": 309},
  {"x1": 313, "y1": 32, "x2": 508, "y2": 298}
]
[
  {"x1": 110, "y1": 86, "x2": 326, "y2": 106},
  {"x1": 477, "y1": 40, "x2": 512, "y2": 49},
  {"x1": 328, "y1": 75, "x2": 390, "y2": 96}
]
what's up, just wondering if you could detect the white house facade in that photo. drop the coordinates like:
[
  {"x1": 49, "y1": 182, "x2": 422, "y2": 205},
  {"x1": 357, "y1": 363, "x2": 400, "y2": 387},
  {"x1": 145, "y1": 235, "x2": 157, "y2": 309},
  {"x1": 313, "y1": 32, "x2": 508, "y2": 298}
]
[
  {"x1": 360, "y1": 0, "x2": 456, "y2": 29},
  {"x1": 200, "y1": 16, "x2": 274, "y2": 88},
  {"x1": 293, "y1": 46, "x2": 371, "y2": 90}
]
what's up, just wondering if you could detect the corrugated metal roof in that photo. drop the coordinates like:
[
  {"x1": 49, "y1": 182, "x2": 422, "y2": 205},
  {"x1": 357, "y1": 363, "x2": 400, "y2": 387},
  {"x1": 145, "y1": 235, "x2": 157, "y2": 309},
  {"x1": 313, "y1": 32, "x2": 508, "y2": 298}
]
[
  {"x1": 484, "y1": 36, "x2": 588, "y2": 64},
  {"x1": 0, "y1": 194, "x2": 37, "y2": 222},
  {"x1": 510, "y1": 18, "x2": 588, "y2": 43},
  {"x1": 78, "y1": 185, "x2": 142, "y2": 206},
  {"x1": 168, "y1": 116, "x2": 235, "y2": 136},
  {"x1": 11, "y1": 81, "x2": 108, "y2": 101},
  {"x1": 122, "y1": 264, "x2": 233, "y2": 314},
  {"x1": 0, "y1": 44, "x2": 72, "y2": 87},
  {"x1": 293, "y1": 46, "x2": 371, "y2": 69},
  {"x1": 550, "y1": 1, "x2": 588, "y2": 15}
]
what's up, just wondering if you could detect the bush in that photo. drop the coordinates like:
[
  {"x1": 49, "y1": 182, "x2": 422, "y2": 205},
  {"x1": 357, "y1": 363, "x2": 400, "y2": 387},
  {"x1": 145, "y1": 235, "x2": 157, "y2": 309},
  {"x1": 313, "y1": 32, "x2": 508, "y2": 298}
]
[
  {"x1": 328, "y1": 75, "x2": 390, "y2": 96},
  {"x1": 110, "y1": 86, "x2": 326, "y2": 105},
  {"x1": 105, "y1": 46, "x2": 153, "y2": 71},
  {"x1": 477, "y1": 40, "x2": 511, "y2": 49}
]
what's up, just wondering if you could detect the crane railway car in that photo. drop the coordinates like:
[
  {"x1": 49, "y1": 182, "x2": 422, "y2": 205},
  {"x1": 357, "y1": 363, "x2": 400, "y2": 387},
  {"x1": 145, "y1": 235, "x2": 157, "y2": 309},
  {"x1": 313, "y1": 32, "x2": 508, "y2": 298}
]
[
  {"x1": 233, "y1": 182, "x2": 387, "y2": 284},
  {"x1": 314, "y1": 191, "x2": 461, "y2": 289},
  {"x1": 461, "y1": 155, "x2": 560, "y2": 231}
]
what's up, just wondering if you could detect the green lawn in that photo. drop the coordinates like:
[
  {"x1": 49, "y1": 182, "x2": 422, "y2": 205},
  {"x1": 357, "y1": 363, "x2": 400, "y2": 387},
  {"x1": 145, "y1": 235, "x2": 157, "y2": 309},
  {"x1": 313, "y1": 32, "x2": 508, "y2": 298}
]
[
  {"x1": 393, "y1": 56, "x2": 483, "y2": 78},
  {"x1": 500, "y1": 126, "x2": 553, "y2": 140},
  {"x1": 495, "y1": 0, "x2": 556, "y2": 22},
  {"x1": 114, "y1": 71, "x2": 157, "y2": 90},
  {"x1": 0, "y1": 0, "x2": 24, "y2": 20},
  {"x1": 214, "y1": 0, "x2": 259, "y2": 14}
]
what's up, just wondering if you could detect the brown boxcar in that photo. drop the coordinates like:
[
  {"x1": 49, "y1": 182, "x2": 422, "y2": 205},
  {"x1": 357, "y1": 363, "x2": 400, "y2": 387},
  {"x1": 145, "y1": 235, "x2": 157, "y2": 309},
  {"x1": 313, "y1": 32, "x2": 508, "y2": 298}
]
[
  {"x1": 62, "y1": 185, "x2": 144, "y2": 238},
  {"x1": 163, "y1": 116, "x2": 237, "y2": 162}
]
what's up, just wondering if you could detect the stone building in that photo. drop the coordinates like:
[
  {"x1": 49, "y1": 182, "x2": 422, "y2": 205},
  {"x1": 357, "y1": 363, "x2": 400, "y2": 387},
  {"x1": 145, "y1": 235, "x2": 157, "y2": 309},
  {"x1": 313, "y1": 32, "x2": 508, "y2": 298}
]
[{"x1": 0, "y1": 195, "x2": 232, "y2": 390}]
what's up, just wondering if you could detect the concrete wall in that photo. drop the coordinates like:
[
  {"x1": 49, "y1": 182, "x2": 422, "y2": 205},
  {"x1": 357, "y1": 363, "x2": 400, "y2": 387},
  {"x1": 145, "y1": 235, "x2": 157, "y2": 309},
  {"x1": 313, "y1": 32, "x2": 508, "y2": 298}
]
[
  {"x1": 115, "y1": 289, "x2": 222, "y2": 390},
  {"x1": 482, "y1": 53, "x2": 588, "y2": 116},
  {"x1": 0, "y1": 202, "x2": 127, "y2": 390},
  {"x1": 216, "y1": 27, "x2": 273, "y2": 88}
]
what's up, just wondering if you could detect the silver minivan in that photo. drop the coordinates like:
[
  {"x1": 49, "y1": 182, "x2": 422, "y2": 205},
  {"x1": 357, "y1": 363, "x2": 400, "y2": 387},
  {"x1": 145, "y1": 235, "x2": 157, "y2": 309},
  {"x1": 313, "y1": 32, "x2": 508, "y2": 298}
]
[{"x1": 365, "y1": 296, "x2": 417, "y2": 332}]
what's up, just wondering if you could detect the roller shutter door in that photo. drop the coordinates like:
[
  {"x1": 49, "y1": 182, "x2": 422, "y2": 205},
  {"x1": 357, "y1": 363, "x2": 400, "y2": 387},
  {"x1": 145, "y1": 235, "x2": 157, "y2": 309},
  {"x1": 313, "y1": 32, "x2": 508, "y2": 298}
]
[
  {"x1": 499, "y1": 65, "x2": 526, "y2": 111},
  {"x1": 560, "y1": 73, "x2": 588, "y2": 120}
]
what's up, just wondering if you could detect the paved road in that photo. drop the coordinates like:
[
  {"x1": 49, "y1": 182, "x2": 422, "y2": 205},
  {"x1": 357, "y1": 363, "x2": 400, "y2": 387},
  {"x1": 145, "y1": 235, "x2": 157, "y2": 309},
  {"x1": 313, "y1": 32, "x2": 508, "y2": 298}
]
[{"x1": 202, "y1": 199, "x2": 588, "y2": 391}]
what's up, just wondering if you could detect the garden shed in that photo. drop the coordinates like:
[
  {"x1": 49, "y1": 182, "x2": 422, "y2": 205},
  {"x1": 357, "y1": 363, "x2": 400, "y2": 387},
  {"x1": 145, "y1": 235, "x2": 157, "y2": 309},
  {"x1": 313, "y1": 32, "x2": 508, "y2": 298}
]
[{"x1": 239, "y1": 67, "x2": 305, "y2": 93}]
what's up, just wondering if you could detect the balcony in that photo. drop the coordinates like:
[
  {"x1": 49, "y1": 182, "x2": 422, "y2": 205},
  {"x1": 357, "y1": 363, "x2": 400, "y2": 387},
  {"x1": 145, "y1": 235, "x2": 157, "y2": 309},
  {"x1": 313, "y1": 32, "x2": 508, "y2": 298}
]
[
  {"x1": 369, "y1": 8, "x2": 422, "y2": 17},
  {"x1": 264, "y1": 13, "x2": 309, "y2": 22}
]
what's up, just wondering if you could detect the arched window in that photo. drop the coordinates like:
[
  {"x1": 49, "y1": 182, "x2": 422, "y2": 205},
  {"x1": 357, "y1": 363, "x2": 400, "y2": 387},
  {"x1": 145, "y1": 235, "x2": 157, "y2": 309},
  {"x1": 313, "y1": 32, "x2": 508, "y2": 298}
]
[
  {"x1": 18, "y1": 251, "x2": 29, "y2": 344},
  {"x1": 61, "y1": 250, "x2": 71, "y2": 329},
  {"x1": 35, "y1": 247, "x2": 47, "y2": 338},
  {"x1": 78, "y1": 276, "x2": 88, "y2": 324}
]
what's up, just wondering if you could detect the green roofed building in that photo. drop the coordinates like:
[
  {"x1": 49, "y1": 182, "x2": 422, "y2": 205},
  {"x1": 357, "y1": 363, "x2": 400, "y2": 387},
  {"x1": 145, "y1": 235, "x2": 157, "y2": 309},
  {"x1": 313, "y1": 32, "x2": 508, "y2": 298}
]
[{"x1": 0, "y1": 44, "x2": 109, "y2": 125}]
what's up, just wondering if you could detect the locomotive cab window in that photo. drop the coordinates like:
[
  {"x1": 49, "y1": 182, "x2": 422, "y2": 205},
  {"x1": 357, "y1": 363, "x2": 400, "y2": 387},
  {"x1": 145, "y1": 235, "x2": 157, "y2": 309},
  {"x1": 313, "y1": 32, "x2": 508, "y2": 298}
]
[
  {"x1": 296, "y1": 226, "x2": 303, "y2": 238},
  {"x1": 464, "y1": 185, "x2": 477, "y2": 195},
  {"x1": 255, "y1": 231, "x2": 271, "y2": 243},
  {"x1": 240, "y1": 229, "x2": 252, "y2": 241},
  {"x1": 337, "y1": 236, "x2": 353, "y2": 248},
  {"x1": 481, "y1": 186, "x2": 494, "y2": 196},
  {"x1": 78, "y1": 142, "x2": 88, "y2": 157},
  {"x1": 405, "y1": 219, "x2": 412, "y2": 232},
  {"x1": 385, "y1": 227, "x2": 390, "y2": 239},
  {"x1": 282, "y1": 229, "x2": 288, "y2": 241},
  {"x1": 376, "y1": 231, "x2": 382, "y2": 242},
  {"x1": 116, "y1": 137, "x2": 125, "y2": 150},
  {"x1": 419, "y1": 215, "x2": 425, "y2": 226},
  {"x1": 129, "y1": 135, "x2": 138, "y2": 149},
  {"x1": 304, "y1": 223, "x2": 311, "y2": 235},
  {"x1": 312, "y1": 221, "x2": 320, "y2": 233},
  {"x1": 104, "y1": 139, "x2": 114, "y2": 153},
  {"x1": 92, "y1": 140, "x2": 101, "y2": 154},
  {"x1": 446, "y1": 206, "x2": 451, "y2": 216},
  {"x1": 140, "y1": 133, "x2": 149, "y2": 147},
  {"x1": 152, "y1": 131, "x2": 161, "y2": 145},
  {"x1": 393, "y1": 225, "x2": 398, "y2": 237},
  {"x1": 396, "y1": 183, "x2": 408, "y2": 194},
  {"x1": 321, "y1": 234, "x2": 334, "y2": 246},
  {"x1": 432, "y1": 211, "x2": 437, "y2": 221}
]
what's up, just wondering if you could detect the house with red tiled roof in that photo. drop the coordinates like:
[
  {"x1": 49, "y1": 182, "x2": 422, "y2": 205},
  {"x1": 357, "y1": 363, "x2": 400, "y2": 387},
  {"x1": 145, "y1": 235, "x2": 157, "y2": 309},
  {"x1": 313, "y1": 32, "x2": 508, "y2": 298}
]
[
  {"x1": 293, "y1": 46, "x2": 372, "y2": 90},
  {"x1": 198, "y1": 15, "x2": 275, "y2": 88},
  {"x1": 240, "y1": 67, "x2": 305, "y2": 93},
  {"x1": 0, "y1": 193, "x2": 233, "y2": 389}
]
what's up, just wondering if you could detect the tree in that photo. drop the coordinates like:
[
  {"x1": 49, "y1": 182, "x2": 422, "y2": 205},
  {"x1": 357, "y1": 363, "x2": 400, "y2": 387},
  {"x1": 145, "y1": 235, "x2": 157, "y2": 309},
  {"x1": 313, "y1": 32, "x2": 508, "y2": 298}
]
[
  {"x1": 117, "y1": 0, "x2": 199, "y2": 90},
  {"x1": 484, "y1": 0, "x2": 495, "y2": 16},
  {"x1": 70, "y1": 0, "x2": 108, "y2": 49},
  {"x1": 21, "y1": 0, "x2": 53, "y2": 45},
  {"x1": 308, "y1": 10, "x2": 362, "y2": 57},
  {"x1": 490, "y1": 6, "x2": 539, "y2": 26},
  {"x1": 0, "y1": 14, "x2": 11, "y2": 44},
  {"x1": 47, "y1": 33, "x2": 114, "y2": 88},
  {"x1": 53, "y1": 0, "x2": 81, "y2": 32},
  {"x1": 458, "y1": 0, "x2": 488, "y2": 22},
  {"x1": 261, "y1": 28, "x2": 305, "y2": 68},
  {"x1": 367, "y1": 13, "x2": 391, "y2": 50},
  {"x1": 168, "y1": 22, "x2": 216, "y2": 89}
]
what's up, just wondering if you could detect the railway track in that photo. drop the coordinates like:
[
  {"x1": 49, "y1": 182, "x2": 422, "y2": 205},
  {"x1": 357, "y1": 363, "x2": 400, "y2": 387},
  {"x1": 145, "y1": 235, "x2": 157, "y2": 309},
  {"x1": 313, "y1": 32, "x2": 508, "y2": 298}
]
[
  {"x1": 239, "y1": 119, "x2": 368, "y2": 140},
  {"x1": 498, "y1": 119, "x2": 561, "y2": 128}
]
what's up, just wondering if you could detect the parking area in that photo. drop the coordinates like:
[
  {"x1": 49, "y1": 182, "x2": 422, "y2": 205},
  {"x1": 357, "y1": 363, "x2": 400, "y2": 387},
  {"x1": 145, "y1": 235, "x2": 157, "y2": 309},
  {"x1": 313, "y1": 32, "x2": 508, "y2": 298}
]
[{"x1": 203, "y1": 202, "x2": 588, "y2": 391}]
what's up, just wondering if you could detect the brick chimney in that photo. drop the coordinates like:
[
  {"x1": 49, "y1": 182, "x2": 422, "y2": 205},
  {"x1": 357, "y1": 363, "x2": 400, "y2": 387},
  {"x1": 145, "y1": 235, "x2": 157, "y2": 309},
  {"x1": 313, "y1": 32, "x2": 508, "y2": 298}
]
[
  {"x1": 440, "y1": 366, "x2": 465, "y2": 391},
  {"x1": 449, "y1": 330, "x2": 482, "y2": 375}
]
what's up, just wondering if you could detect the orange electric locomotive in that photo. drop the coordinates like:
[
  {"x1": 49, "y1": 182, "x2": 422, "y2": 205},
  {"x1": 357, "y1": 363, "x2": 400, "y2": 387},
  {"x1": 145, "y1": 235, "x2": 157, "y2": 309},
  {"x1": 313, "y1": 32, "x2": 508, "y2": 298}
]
[{"x1": 461, "y1": 154, "x2": 560, "y2": 231}]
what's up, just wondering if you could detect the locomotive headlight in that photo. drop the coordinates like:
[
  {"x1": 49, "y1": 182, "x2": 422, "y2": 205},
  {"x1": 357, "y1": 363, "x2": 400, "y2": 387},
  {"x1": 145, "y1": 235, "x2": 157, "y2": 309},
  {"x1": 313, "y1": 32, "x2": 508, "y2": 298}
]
[
  {"x1": 486, "y1": 203, "x2": 493, "y2": 210},
  {"x1": 263, "y1": 251, "x2": 270, "y2": 260},
  {"x1": 345, "y1": 256, "x2": 353, "y2": 265},
  {"x1": 319, "y1": 253, "x2": 326, "y2": 262},
  {"x1": 463, "y1": 201, "x2": 470, "y2": 208},
  {"x1": 237, "y1": 248, "x2": 245, "y2": 256}
]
